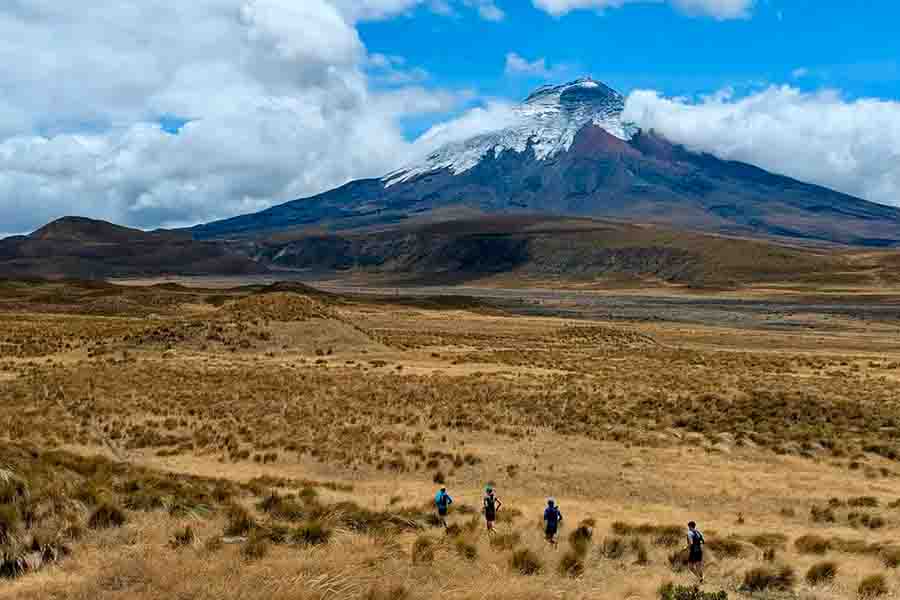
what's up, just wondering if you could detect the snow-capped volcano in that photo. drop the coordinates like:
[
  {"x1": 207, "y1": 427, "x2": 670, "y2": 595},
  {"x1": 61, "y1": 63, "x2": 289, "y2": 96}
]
[
  {"x1": 386, "y1": 77, "x2": 638, "y2": 185},
  {"x1": 193, "y1": 78, "x2": 900, "y2": 247}
]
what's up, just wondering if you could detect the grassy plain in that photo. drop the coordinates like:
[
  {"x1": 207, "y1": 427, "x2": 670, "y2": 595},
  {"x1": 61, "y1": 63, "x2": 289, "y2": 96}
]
[{"x1": 3, "y1": 278, "x2": 900, "y2": 599}]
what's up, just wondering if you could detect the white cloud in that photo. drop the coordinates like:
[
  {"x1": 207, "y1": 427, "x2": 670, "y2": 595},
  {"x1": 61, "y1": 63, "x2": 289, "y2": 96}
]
[
  {"x1": 623, "y1": 86, "x2": 900, "y2": 206},
  {"x1": 463, "y1": 0, "x2": 505, "y2": 21},
  {"x1": 0, "y1": 0, "x2": 484, "y2": 234},
  {"x1": 411, "y1": 101, "x2": 519, "y2": 156},
  {"x1": 505, "y1": 53, "x2": 555, "y2": 78},
  {"x1": 532, "y1": 0, "x2": 754, "y2": 19}
]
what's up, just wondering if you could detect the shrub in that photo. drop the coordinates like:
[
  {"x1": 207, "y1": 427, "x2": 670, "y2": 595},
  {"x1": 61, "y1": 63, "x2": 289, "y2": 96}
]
[
  {"x1": 811, "y1": 505, "x2": 837, "y2": 523},
  {"x1": 412, "y1": 536, "x2": 435, "y2": 564},
  {"x1": 292, "y1": 522, "x2": 331, "y2": 546},
  {"x1": 849, "y1": 497, "x2": 880, "y2": 508},
  {"x1": 490, "y1": 532, "x2": 521, "y2": 551},
  {"x1": 746, "y1": 532, "x2": 788, "y2": 550},
  {"x1": 763, "y1": 548, "x2": 777, "y2": 562},
  {"x1": 806, "y1": 561, "x2": 838, "y2": 586},
  {"x1": 364, "y1": 585, "x2": 410, "y2": 600},
  {"x1": 241, "y1": 532, "x2": 269, "y2": 561},
  {"x1": 432, "y1": 471, "x2": 446, "y2": 485},
  {"x1": 741, "y1": 566, "x2": 796, "y2": 592},
  {"x1": 445, "y1": 523, "x2": 463, "y2": 537},
  {"x1": 653, "y1": 525, "x2": 684, "y2": 547},
  {"x1": 224, "y1": 504, "x2": 255, "y2": 537},
  {"x1": 858, "y1": 574, "x2": 889, "y2": 598},
  {"x1": 87, "y1": 503, "x2": 126, "y2": 529},
  {"x1": 795, "y1": 534, "x2": 830, "y2": 554},
  {"x1": 455, "y1": 539, "x2": 478, "y2": 561},
  {"x1": 0, "y1": 505, "x2": 20, "y2": 544},
  {"x1": 511, "y1": 548, "x2": 543, "y2": 575},
  {"x1": 257, "y1": 492, "x2": 304, "y2": 521},
  {"x1": 558, "y1": 551, "x2": 584, "y2": 577},
  {"x1": 568, "y1": 525, "x2": 593, "y2": 556},
  {"x1": 668, "y1": 548, "x2": 689, "y2": 572},
  {"x1": 600, "y1": 536, "x2": 627, "y2": 559},
  {"x1": 659, "y1": 582, "x2": 728, "y2": 600},
  {"x1": 706, "y1": 537, "x2": 745, "y2": 558},
  {"x1": 170, "y1": 525, "x2": 196, "y2": 548},
  {"x1": 880, "y1": 547, "x2": 900, "y2": 568}
]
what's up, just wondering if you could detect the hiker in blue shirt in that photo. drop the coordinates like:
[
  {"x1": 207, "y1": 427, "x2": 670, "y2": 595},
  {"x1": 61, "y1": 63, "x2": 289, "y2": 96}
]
[
  {"x1": 434, "y1": 487, "x2": 453, "y2": 528},
  {"x1": 543, "y1": 498, "x2": 563, "y2": 547}
]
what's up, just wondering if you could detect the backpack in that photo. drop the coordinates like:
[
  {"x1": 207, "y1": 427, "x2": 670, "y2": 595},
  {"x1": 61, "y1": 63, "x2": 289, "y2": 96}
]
[
  {"x1": 484, "y1": 495, "x2": 496, "y2": 512},
  {"x1": 435, "y1": 491, "x2": 449, "y2": 508},
  {"x1": 690, "y1": 530, "x2": 704, "y2": 550}
]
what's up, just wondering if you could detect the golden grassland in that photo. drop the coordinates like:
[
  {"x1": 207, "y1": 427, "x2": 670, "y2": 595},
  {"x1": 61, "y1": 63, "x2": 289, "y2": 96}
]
[{"x1": 3, "y1": 279, "x2": 900, "y2": 599}]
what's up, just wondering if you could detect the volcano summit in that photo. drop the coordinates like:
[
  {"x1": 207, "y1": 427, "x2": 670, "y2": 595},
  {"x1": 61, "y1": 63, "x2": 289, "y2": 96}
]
[{"x1": 194, "y1": 78, "x2": 900, "y2": 247}]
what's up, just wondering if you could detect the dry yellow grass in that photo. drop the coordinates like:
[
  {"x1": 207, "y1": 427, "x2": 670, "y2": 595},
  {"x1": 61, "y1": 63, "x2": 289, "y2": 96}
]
[{"x1": 3, "y1": 279, "x2": 900, "y2": 599}]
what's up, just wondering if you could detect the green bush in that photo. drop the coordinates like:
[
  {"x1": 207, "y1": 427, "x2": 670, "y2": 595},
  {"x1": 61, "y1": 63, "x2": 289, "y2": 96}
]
[
  {"x1": 87, "y1": 503, "x2": 126, "y2": 529},
  {"x1": 806, "y1": 561, "x2": 838, "y2": 586},
  {"x1": 511, "y1": 548, "x2": 543, "y2": 575},
  {"x1": 858, "y1": 574, "x2": 889, "y2": 598},
  {"x1": 741, "y1": 566, "x2": 796, "y2": 592}
]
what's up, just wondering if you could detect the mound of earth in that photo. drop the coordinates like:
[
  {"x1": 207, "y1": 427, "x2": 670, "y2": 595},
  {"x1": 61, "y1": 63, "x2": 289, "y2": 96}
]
[{"x1": 221, "y1": 292, "x2": 336, "y2": 322}]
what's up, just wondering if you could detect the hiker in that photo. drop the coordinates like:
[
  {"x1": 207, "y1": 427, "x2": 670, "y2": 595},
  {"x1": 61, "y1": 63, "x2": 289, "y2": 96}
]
[
  {"x1": 686, "y1": 521, "x2": 705, "y2": 583},
  {"x1": 483, "y1": 485, "x2": 502, "y2": 533},
  {"x1": 434, "y1": 486, "x2": 453, "y2": 528},
  {"x1": 543, "y1": 498, "x2": 563, "y2": 547}
]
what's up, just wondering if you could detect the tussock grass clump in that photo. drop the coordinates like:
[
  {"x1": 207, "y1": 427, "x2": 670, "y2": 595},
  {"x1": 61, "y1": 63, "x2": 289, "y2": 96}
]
[
  {"x1": 511, "y1": 548, "x2": 543, "y2": 575},
  {"x1": 659, "y1": 582, "x2": 728, "y2": 600},
  {"x1": 558, "y1": 550, "x2": 585, "y2": 577},
  {"x1": 795, "y1": 534, "x2": 830, "y2": 554},
  {"x1": 811, "y1": 505, "x2": 837, "y2": 523},
  {"x1": 849, "y1": 496, "x2": 880, "y2": 508},
  {"x1": 224, "y1": 504, "x2": 255, "y2": 537},
  {"x1": 600, "y1": 536, "x2": 627, "y2": 559},
  {"x1": 454, "y1": 539, "x2": 478, "y2": 561},
  {"x1": 568, "y1": 524, "x2": 593, "y2": 556},
  {"x1": 490, "y1": 532, "x2": 521, "y2": 551},
  {"x1": 706, "y1": 537, "x2": 746, "y2": 558},
  {"x1": 880, "y1": 546, "x2": 900, "y2": 568},
  {"x1": 744, "y1": 532, "x2": 788, "y2": 550},
  {"x1": 292, "y1": 522, "x2": 331, "y2": 546},
  {"x1": 241, "y1": 531, "x2": 269, "y2": 561},
  {"x1": 411, "y1": 536, "x2": 436, "y2": 564},
  {"x1": 87, "y1": 502, "x2": 126, "y2": 529},
  {"x1": 0, "y1": 504, "x2": 20, "y2": 544},
  {"x1": 610, "y1": 522, "x2": 682, "y2": 547},
  {"x1": 858, "y1": 574, "x2": 889, "y2": 598},
  {"x1": 257, "y1": 492, "x2": 304, "y2": 521},
  {"x1": 806, "y1": 561, "x2": 838, "y2": 586},
  {"x1": 169, "y1": 525, "x2": 196, "y2": 549},
  {"x1": 364, "y1": 585, "x2": 410, "y2": 600},
  {"x1": 741, "y1": 565, "x2": 796, "y2": 592},
  {"x1": 668, "y1": 548, "x2": 689, "y2": 572}
]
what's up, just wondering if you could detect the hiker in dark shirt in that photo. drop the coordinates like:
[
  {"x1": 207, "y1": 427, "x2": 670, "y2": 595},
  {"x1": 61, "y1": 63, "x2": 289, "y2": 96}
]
[
  {"x1": 543, "y1": 498, "x2": 563, "y2": 547},
  {"x1": 686, "y1": 521, "x2": 705, "y2": 583},
  {"x1": 483, "y1": 486, "x2": 502, "y2": 533}
]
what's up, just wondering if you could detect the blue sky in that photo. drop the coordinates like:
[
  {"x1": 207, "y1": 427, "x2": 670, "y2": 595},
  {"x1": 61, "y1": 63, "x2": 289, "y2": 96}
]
[
  {"x1": 1, "y1": 0, "x2": 899, "y2": 234},
  {"x1": 361, "y1": 1, "x2": 900, "y2": 112}
]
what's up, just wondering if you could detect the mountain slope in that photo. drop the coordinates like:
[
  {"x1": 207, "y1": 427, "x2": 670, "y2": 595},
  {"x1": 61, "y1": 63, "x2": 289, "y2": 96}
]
[
  {"x1": 193, "y1": 78, "x2": 900, "y2": 247},
  {"x1": 0, "y1": 217, "x2": 267, "y2": 279}
]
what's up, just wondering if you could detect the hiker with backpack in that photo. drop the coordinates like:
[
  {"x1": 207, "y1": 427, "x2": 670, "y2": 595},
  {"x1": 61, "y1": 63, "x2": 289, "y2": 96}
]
[
  {"x1": 687, "y1": 521, "x2": 705, "y2": 583},
  {"x1": 434, "y1": 487, "x2": 453, "y2": 528},
  {"x1": 543, "y1": 498, "x2": 563, "y2": 547},
  {"x1": 483, "y1": 486, "x2": 502, "y2": 533}
]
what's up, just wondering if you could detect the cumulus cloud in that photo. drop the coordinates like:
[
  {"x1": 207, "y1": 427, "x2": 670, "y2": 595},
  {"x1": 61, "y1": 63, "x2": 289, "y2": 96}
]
[
  {"x1": 0, "y1": 0, "x2": 487, "y2": 234},
  {"x1": 505, "y1": 53, "x2": 559, "y2": 79},
  {"x1": 410, "y1": 101, "x2": 519, "y2": 156},
  {"x1": 532, "y1": 0, "x2": 754, "y2": 19},
  {"x1": 623, "y1": 86, "x2": 900, "y2": 206}
]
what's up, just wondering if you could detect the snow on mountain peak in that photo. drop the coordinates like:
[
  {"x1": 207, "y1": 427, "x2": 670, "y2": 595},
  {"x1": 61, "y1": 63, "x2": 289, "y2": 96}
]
[{"x1": 386, "y1": 78, "x2": 637, "y2": 186}]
